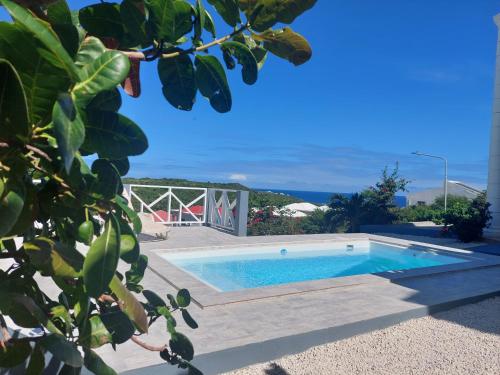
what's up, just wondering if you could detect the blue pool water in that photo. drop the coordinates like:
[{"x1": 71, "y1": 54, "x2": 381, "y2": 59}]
[{"x1": 166, "y1": 242, "x2": 467, "y2": 291}]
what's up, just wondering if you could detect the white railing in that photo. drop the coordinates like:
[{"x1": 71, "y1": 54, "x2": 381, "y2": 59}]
[
  {"x1": 206, "y1": 189, "x2": 249, "y2": 236},
  {"x1": 124, "y1": 184, "x2": 207, "y2": 225}
]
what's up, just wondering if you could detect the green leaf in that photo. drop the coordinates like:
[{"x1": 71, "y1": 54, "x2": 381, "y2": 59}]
[
  {"x1": 0, "y1": 0, "x2": 80, "y2": 81},
  {"x1": 83, "y1": 215, "x2": 121, "y2": 298},
  {"x1": 253, "y1": 27, "x2": 312, "y2": 66},
  {"x1": 194, "y1": 55, "x2": 232, "y2": 113},
  {"x1": 50, "y1": 304, "x2": 72, "y2": 336},
  {"x1": 53, "y1": 93, "x2": 85, "y2": 173},
  {"x1": 169, "y1": 332, "x2": 194, "y2": 361},
  {"x1": 58, "y1": 364, "x2": 82, "y2": 375},
  {"x1": 73, "y1": 51, "x2": 130, "y2": 106},
  {"x1": 90, "y1": 159, "x2": 121, "y2": 200},
  {"x1": 109, "y1": 158, "x2": 130, "y2": 176},
  {"x1": 115, "y1": 195, "x2": 142, "y2": 233},
  {"x1": 77, "y1": 220, "x2": 94, "y2": 245},
  {"x1": 79, "y1": 3, "x2": 125, "y2": 40},
  {"x1": 181, "y1": 309, "x2": 198, "y2": 329},
  {"x1": 119, "y1": 220, "x2": 139, "y2": 263},
  {"x1": 109, "y1": 276, "x2": 148, "y2": 333},
  {"x1": 145, "y1": 0, "x2": 193, "y2": 43},
  {"x1": 221, "y1": 41, "x2": 258, "y2": 85},
  {"x1": 0, "y1": 340, "x2": 31, "y2": 368},
  {"x1": 0, "y1": 58, "x2": 29, "y2": 143},
  {"x1": 158, "y1": 54, "x2": 197, "y2": 111},
  {"x1": 207, "y1": 0, "x2": 240, "y2": 27},
  {"x1": 193, "y1": 0, "x2": 205, "y2": 42},
  {"x1": 47, "y1": 0, "x2": 80, "y2": 57},
  {"x1": 0, "y1": 22, "x2": 71, "y2": 125},
  {"x1": 41, "y1": 334, "x2": 83, "y2": 368},
  {"x1": 75, "y1": 36, "x2": 106, "y2": 68},
  {"x1": 143, "y1": 290, "x2": 166, "y2": 307},
  {"x1": 88, "y1": 89, "x2": 122, "y2": 112},
  {"x1": 0, "y1": 178, "x2": 25, "y2": 237},
  {"x1": 243, "y1": 0, "x2": 316, "y2": 32},
  {"x1": 125, "y1": 254, "x2": 148, "y2": 289},
  {"x1": 26, "y1": 343, "x2": 45, "y2": 375},
  {"x1": 83, "y1": 349, "x2": 117, "y2": 375},
  {"x1": 234, "y1": 33, "x2": 267, "y2": 69},
  {"x1": 120, "y1": 0, "x2": 149, "y2": 47},
  {"x1": 81, "y1": 315, "x2": 112, "y2": 348},
  {"x1": 23, "y1": 237, "x2": 84, "y2": 278},
  {"x1": 176, "y1": 289, "x2": 191, "y2": 307},
  {"x1": 100, "y1": 309, "x2": 135, "y2": 344},
  {"x1": 203, "y1": 9, "x2": 217, "y2": 38},
  {"x1": 166, "y1": 294, "x2": 178, "y2": 309},
  {"x1": 83, "y1": 111, "x2": 148, "y2": 159}
]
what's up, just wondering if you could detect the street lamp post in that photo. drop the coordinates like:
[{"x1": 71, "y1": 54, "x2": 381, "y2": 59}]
[{"x1": 412, "y1": 151, "x2": 448, "y2": 211}]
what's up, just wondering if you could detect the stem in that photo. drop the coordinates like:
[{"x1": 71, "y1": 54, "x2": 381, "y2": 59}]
[
  {"x1": 121, "y1": 23, "x2": 250, "y2": 61},
  {"x1": 131, "y1": 335, "x2": 167, "y2": 352}
]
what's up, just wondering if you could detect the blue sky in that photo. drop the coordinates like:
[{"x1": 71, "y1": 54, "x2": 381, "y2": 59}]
[{"x1": 3, "y1": 1, "x2": 500, "y2": 193}]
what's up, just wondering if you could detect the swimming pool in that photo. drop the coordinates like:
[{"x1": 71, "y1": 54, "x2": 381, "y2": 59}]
[{"x1": 162, "y1": 241, "x2": 468, "y2": 292}]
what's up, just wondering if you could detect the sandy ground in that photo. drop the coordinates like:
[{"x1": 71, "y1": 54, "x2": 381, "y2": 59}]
[{"x1": 225, "y1": 297, "x2": 500, "y2": 375}]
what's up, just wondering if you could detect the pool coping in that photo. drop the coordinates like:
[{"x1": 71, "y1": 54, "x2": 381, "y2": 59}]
[{"x1": 146, "y1": 234, "x2": 500, "y2": 308}]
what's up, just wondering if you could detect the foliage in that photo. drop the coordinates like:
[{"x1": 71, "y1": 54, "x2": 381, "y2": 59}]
[
  {"x1": 247, "y1": 208, "x2": 303, "y2": 236},
  {"x1": 0, "y1": 0, "x2": 315, "y2": 373},
  {"x1": 442, "y1": 193, "x2": 491, "y2": 242},
  {"x1": 300, "y1": 209, "x2": 337, "y2": 234},
  {"x1": 326, "y1": 193, "x2": 365, "y2": 233},
  {"x1": 396, "y1": 204, "x2": 444, "y2": 224}
]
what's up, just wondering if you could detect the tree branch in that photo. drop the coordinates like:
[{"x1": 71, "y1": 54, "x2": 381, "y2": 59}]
[
  {"x1": 26, "y1": 144, "x2": 53, "y2": 162},
  {"x1": 120, "y1": 23, "x2": 250, "y2": 61},
  {"x1": 131, "y1": 335, "x2": 167, "y2": 352}
]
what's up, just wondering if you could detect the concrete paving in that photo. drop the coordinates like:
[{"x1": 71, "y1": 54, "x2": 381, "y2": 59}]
[{"x1": 88, "y1": 227, "x2": 500, "y2": 375}]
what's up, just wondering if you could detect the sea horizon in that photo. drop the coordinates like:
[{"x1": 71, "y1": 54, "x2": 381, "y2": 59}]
[{"x1": 255, "y1": 188, "x2": 407, "y2": 208}]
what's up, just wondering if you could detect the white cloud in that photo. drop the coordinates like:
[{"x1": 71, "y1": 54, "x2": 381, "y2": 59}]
[{"x1": 229, "y1": 174, "x2": 247, "y2": 181}]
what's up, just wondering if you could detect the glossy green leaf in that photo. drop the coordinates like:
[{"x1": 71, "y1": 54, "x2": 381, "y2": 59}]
[
  {"x1": 91, "y1": 159, "x2": 121, "y2": 200},
  {"x1": 0, "y1": 58, "x2": 29, "y2": 143},
  {"x1": 41, "y1": 334, "x2": 83, "y2": 368},
  {"x1": 109, "y1": 158, "x2": 130, "y2": 176},
  {"x1": 207, "y1": 0, "x2": 240, "y2": 27},
  {"x1": 166, "y1": 294, "x2": 178, "y2": 309},
  {"x1": 109, "y1": 276, "x2": 149, "y2": 333},
  {"x1": 143, "y1": 290, "x2": 166, "y2": 307},
  {"x1": 58, "y1": 364, "x2": 82, "y2": 375},
  {"x1": 145, "y1": 0, "x2": 193, "y2": 42},
  {"x1": 83, "y1": 111, "x2": 148, "y2": 159},
  {"x1": 115, "y1": 195, "x2": 142, "y2": 233},
  {"x1": 125, "y1": 254, "x2": 148, "y2": 289},
  {"x1": 79, "y1": 3, "x2": 124, "y2": 40},
  {"x1": 120, "y1": 0, "x2": 149, "y2": 47},
  {"x1": 83, "y1": 349, "x2": 117, "y2": 375},
  {"x1": 169, "y1": 332, "x2": 194, "y2": 361},
  {"x1": 203, "y1": 9, "x2": 217, "y2": 38},
  {"x1": 221, "y1": 41, "x2": 258, "y2": 85},
  {"x1": 158, "y1": 54, "x2": 197, "y2": 111},
  {"x1": 0, "y1": 0, "x2": 80, "y2": 81},
  {"x1": 253, "y1": 27, "x2": 312, "y2": 66},
  {"x1": 26, "y1": 343, "x2": 45, "y2": 375},
  {"x1": 83, "y1": 215, "x2": 121, "y2": 298},
  {"x1": 23, "y1": 237, "x2": 84, "y2": 278},
  {"x1": 176, "y1": 289, "x2": 191, "y2": 307},
  {"x1": 0, "y1": 340, "x2": 31, "y2": 368},
  {"x1": 0, "y1": 178, "x2": 25, "y2": 237},
  {"x1": 100, "y1": 309, "x2": 135, "y2": 344},
  {"x1": 50, "y1": 304, "x2": 72, "y2": 336},
  {"x1": 119, "y1": 220, "x2": 139, "y2": 263},
  {"x1": 77, "y1": 220, "x2": 94, "y2": 245},
  {"x1": 47, "y1": 0, "x2": 80, "y2": 57},
  {"x1": 88, "y1": 89, "x2": 122, "y2": 112},
  {"x1": 73, "y1": 51, "x2": 130, "y2": 106},
  {"x1": 0, "y1": 22, "x2": 71, "y2": 125},
  {"x1": 243, "y1": 0, "x2": 316, "y2": 32},
  {"x1": 234, "y1": 33, "x2": 267, "y2": 69},
  {"x1": 193, "y1": 0, "x2": 205, "y2": 42},
  {"x1": 53, "y1": 93, "x2": 85, "y2": 173},
  {"x1": 181, "y1": 309, "x2": 198, "y2": 329},
  {"x1": 195, "y1": 55, "x2": 232, "y2": 113},
  {"x1": 81, "y1": 315, "x2": 112, "y2": 348},
  {"x1": 75, "y1": 36, "x2": 106, "y2": 68}
]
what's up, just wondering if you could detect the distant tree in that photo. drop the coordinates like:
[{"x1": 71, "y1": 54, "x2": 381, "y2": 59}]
[
  {"x1": 326, "y1": 193, "x2": 365, "y2": 233},
  {"x1": 0, "y1": 0, "x2": 316, "y2": 373}
]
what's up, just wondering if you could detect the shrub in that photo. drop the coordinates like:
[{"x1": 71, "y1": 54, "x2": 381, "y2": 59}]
[{"x1": 443, "y1": 193, "x2": 491, "y2": 242}]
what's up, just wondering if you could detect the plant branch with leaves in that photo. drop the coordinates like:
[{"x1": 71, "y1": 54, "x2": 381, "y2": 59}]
[{"x1": 0, "y1": 0, "x2": 315, "y2": 373}]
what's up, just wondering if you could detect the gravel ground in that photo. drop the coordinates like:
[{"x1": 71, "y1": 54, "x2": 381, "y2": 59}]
[{"x1": 225, "y1": 297, "x2": 500, "y2": 375}]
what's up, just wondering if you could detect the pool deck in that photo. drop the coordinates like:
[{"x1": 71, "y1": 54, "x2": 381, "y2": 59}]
[{"x1": 92, "y1": 227, "x2": 500, "y2": 375}]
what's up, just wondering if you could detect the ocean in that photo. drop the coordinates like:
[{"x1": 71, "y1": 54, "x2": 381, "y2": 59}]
[{"x1": 256, "y1": 189, "x2": 407, "y2": 208}]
